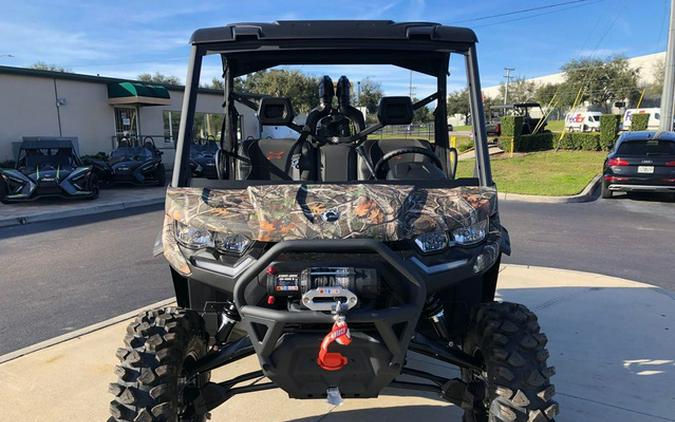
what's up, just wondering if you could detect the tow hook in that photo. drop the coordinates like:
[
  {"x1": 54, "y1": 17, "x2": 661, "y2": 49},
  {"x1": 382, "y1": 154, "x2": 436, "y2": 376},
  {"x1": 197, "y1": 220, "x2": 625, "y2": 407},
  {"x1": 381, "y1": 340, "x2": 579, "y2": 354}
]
[{"x1": 317, "y1": 301, "x2": 351, "y2": 371}]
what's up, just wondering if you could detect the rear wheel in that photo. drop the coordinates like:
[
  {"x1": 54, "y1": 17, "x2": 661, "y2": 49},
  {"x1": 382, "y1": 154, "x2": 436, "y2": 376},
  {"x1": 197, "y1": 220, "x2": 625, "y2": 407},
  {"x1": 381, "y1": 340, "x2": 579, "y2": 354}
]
[
  {"x1": 109, "y1": 308, "x2": 210, "y2": 422},
  {"x1": 601, "y1": 181, "x2": 613, "y2": 199},
  {"x1": 87, "y1": 174, "x2": 100, "y2": 200},
  {"x1": 0, "y1": 179, "x2": 7, "y2": 203},
  {"x1": 462, "y1": 302, "x2": 558, "y2": 422}
]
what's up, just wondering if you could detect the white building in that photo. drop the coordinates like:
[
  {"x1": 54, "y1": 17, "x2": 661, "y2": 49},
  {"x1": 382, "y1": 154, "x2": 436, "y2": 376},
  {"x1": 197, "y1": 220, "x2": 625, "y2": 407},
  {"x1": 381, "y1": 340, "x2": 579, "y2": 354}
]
[
  {"x1": 482, "y1": 51, "x2": 666, "y2": 99},
  {"x1": 0, "y1": 65, "x2": 234, "y2": 166}
]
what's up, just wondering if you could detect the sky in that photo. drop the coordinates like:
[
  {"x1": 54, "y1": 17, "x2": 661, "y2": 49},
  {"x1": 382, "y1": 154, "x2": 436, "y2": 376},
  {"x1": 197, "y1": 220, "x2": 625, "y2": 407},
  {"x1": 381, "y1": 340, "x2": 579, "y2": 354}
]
[{"x1": 0, "y1": 0, "x2": 669, "y2": 96}]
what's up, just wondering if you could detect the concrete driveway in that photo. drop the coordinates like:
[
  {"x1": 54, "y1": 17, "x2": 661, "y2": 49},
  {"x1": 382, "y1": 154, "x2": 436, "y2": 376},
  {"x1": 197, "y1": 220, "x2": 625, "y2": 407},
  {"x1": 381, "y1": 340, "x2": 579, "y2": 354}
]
[{"x1": 1, "y1": 265, "x2": 672, "y2": 422}]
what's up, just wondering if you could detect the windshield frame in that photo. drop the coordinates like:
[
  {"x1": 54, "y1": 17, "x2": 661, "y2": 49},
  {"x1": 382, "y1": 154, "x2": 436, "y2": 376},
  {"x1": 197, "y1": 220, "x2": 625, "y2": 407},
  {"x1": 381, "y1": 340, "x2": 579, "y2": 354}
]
[{"x1": 172, "y1": 27, "x2": 492, "y2": 189}]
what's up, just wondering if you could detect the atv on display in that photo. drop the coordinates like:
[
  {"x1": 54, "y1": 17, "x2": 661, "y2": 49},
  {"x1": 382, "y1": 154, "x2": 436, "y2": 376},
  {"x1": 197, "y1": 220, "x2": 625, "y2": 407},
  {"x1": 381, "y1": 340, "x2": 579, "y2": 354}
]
[
  {"x1": 0, "y1": 138, "x2": 99, "y2": 202},
  {"x1": 90, "y1": 136, "x2": 166, "y2": 186},
  {"x1": 109, "y1": 21, "x2": 557, "y2": 422},
  {"x1": 189, "y1": 138, "x2": 219, "y2": 179}
]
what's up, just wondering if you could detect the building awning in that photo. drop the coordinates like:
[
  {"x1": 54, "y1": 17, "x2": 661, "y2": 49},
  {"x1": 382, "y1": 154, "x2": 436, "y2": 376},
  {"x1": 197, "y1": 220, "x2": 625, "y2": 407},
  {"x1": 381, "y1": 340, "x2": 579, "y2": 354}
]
[{"x1": 107, "y1": 82, "x2": 171, "y2": 106}]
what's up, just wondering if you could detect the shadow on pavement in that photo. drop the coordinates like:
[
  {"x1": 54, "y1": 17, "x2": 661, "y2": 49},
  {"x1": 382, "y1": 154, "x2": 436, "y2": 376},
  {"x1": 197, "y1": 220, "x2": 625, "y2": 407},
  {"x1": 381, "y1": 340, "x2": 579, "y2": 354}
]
[
  {"x1": 288, "y1": 404, "x2": 462, "y2": 421},
  {"x1": 0, "y1": 202, "x2": 163, "y2": 240}
]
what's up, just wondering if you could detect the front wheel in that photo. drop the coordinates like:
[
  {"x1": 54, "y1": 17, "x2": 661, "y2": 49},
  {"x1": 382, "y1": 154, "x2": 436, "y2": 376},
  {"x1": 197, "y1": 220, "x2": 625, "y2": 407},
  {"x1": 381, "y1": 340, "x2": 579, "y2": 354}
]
[
  {"x1": 109, "y1": 308, "x2": 210, "y2": 422},
  {"x1": 462, "y1": 302, "x2": 558, "y2": 422}
]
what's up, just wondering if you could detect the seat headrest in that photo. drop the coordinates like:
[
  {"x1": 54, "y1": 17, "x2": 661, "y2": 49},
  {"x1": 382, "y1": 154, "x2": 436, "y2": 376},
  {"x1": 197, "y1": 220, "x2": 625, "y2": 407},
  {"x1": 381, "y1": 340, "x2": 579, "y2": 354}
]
[
  {"x1": 319, "y1": 75, "x2": 334, "y2": 105},
  {"x1": 377, "y1": 96, "x2": 414, "y2": 125},
  {"x1": 336, "y1": 76, "x2": 350, "y2": 106},
  {"x1": 258, "y1": 97, "x2": 295, "y2": 126}
]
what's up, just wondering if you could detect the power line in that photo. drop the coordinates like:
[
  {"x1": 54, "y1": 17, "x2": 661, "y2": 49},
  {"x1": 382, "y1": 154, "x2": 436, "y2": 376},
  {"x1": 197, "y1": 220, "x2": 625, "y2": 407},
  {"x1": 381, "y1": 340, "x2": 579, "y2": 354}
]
[{"x1": 452, "y1": 0, "x2": 595, "y2": 24}]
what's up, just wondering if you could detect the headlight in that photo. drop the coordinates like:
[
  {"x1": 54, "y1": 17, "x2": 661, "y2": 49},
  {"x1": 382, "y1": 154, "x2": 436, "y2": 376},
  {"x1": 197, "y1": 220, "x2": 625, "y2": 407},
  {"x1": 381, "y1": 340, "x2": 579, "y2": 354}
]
[
  {"x1": 214, "y1": 232, "x2": 251, "y2": 255},
  {"x1": 452, "y1": 219, "x2": 488, "y2": 246},
  {"x1": 414, "y1": 231, "x2": 449, "y2": 254},
  {"x1": 174, "y1": 221, "x2": 213, "y2": 249},
  {"x1": 174, "y1": 221, "x2": 251, "y2": 255}
]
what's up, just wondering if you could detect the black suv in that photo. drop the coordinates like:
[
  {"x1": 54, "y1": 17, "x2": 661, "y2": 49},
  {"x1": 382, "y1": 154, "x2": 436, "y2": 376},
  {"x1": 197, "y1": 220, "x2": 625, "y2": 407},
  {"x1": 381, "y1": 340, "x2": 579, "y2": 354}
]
[{"x1": 602, "y1": 131, "x2": 675, "y2": 198}]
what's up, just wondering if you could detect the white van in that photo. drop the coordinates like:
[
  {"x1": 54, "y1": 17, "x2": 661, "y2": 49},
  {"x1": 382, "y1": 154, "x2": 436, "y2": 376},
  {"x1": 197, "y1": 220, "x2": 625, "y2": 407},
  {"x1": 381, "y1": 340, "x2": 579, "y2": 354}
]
[
  {"x1": 564, "y1": 111, "x2": 602, "y2": 132},
  {"x1": 622, "y1": 108, "x2": 661, "y2": 131}
]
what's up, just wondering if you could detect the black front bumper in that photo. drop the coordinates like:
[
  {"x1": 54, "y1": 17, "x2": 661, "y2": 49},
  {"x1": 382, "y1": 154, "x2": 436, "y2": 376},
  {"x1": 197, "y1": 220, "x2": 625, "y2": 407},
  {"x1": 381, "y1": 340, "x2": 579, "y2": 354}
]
[{"x1": 231, "y1": 239, "x2": 426, "y2": 398}]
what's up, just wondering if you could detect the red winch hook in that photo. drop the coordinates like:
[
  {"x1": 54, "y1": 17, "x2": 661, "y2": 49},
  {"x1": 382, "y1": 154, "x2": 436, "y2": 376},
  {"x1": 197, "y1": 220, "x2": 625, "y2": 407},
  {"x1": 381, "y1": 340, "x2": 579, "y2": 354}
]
[{"x1": 317, "y1": 316, "x2": 351, "y2": 371}]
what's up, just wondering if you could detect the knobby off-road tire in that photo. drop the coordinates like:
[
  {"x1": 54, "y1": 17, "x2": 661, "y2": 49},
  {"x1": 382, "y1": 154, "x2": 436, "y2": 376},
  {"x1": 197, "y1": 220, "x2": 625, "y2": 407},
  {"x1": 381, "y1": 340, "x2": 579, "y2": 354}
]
[
  {"x1": 462, "y1": 302, "x2": 558, "y2": 422},
  {"x1": 109, "y1": 307, "x2": 210, "y2": 422}
]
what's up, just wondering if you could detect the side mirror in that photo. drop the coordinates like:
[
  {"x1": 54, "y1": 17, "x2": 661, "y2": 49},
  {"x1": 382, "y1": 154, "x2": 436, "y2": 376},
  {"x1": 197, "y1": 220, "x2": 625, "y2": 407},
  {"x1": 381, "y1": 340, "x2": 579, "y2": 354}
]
[
  {"x1": 258, "y1": 97, "x2": 295, "y2": 126},
  {"x1": 377, "y1": 96, "x2": 414, "y2": 125}
]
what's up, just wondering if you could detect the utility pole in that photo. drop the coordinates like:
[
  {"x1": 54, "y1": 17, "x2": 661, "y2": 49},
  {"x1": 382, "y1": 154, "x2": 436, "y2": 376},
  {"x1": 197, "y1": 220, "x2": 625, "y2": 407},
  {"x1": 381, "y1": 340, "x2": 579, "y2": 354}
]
[
  {"x1": 357, "y1": 81, "x2": 361, "y2": 105},
  {"x1": 660, "y1": 0, "x2": 675, "y2": 131},
  {"x1": 503, "y1": 67, "x2": 515, "y2": 105}
]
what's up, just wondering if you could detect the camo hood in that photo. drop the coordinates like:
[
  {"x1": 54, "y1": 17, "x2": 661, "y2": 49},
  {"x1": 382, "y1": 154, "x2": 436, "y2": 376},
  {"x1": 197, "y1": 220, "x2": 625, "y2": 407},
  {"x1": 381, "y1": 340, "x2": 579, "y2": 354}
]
[{"x1": 164, "y1": 184, "x2": 496, "y2": 242}]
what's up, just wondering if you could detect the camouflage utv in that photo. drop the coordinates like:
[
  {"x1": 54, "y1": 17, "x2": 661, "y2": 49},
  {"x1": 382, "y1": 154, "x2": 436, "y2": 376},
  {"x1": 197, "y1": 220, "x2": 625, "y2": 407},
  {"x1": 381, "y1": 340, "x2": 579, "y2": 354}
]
[{"x1": 109, "y1": 21, "x2": 558, "y2": 422}]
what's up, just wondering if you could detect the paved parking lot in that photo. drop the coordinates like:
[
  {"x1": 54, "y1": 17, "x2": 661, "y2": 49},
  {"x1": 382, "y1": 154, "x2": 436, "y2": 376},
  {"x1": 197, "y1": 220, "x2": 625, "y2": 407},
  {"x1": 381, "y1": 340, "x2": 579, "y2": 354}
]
[
  {"x1": 0, "y1": 186, "x2": 165, "y2": 227},
  {"x1": 0, "y1": 193, "x2": 673, "y2": 355}
]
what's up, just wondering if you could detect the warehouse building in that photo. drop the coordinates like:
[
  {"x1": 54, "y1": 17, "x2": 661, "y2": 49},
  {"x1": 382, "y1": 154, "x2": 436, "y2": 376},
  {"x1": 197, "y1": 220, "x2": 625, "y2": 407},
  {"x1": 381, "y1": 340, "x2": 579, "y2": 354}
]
[
  {"x1": 0, "y1": 65, "x2": 240, "y2": 167},
  {"x1": 481, "y1": 51, "x2": 666, "y2": 99}
]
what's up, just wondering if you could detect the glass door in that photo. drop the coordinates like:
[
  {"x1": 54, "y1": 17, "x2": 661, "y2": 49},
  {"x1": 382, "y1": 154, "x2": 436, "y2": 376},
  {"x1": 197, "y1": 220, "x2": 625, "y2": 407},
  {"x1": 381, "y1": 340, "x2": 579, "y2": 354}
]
[{"x1": 114, "y1": 107, "x2": 139, "y2": 145}]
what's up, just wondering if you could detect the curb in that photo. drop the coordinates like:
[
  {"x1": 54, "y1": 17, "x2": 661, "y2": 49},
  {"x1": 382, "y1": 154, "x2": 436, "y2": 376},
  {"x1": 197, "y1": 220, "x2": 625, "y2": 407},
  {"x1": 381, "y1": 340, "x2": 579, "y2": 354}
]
[
  {"x1": 0, "y1": 297, "x2": 176, "y2": 364},
  {"x1": 498, "y1": 174, "x2": 601, "y2": 204},
  {"x1": 0, "y1": 196, "x2": 165, "y2": 228}
]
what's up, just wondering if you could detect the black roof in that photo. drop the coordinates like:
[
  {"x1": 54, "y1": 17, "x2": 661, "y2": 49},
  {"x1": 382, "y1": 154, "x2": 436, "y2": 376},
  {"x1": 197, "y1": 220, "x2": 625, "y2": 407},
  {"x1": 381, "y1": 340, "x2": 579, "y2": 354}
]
[
  {"x1": 193, "y1": 21, "x2": 475, "y2": 77},
  {"x1": 619, "y1": 131, "x2": 675, "y2": 142},
  {"x1": 0, "y1": 66, "x2": 221, "y2": 96},
  {"x1": 191, "y1": 20, "x2": 477, "y2": 45},
  {"x1": 19, "y1": 139, "x2": 76, "y2": 150}
]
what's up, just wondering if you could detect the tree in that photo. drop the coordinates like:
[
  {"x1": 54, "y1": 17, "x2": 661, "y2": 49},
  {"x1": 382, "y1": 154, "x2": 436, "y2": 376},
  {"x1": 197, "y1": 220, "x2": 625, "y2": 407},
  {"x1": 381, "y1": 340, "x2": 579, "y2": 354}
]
[
  {"x1": 560, "y1": 56, "x2": 640, "y2": 109},
  {"x1": 534, "y1": 83, "x2": 561, "y2": 105},
  {"x1": 31, "y1": 62, "x2": 69, "y2": 72},
  {"x1": 643, "y1": 59, "x2": 665, "y2": 102},
  {"x1": 447, "y1": 89, "x2": 470, "y2": 117},
  {"x1": 497, "y1": 77, "x2": 536, "y2": 104},
  {"x1": 239, "y1": 69, "x2": 320, "y2": 113},
  {"x1": 137, "y1": 72, "x2": 181, "y2": 85},
  {"x1": 412, "y1": 98, "x2": 433, "y2": 123},
  {"x1": 357, "y1": 78, "x2": 384, "y2": 116},
  {"x1": 204, "y1": 77, "x2": 224, "y2": 90}
]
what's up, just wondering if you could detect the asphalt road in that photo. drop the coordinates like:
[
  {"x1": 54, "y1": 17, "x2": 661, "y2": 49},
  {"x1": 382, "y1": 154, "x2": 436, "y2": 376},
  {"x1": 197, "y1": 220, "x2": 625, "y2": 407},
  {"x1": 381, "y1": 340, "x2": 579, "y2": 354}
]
[{"x1": 1, "y1": 193, "x2": 674, "y2": 355}]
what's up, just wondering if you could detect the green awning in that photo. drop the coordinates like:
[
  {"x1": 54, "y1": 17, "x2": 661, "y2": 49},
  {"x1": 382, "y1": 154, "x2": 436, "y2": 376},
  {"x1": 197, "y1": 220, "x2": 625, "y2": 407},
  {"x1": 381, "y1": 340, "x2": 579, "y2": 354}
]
[{"x1": 107, "y1": 81, "x2": 171, "y2": 106}]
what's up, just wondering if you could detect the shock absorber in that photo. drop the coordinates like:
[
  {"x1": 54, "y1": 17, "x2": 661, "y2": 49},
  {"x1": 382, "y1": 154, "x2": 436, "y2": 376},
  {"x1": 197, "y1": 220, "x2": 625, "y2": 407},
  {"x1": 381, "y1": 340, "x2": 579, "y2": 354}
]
[
  {"x1": 424, "y1": 296, "x2": 450, "y2": 342},
  {"x1": 215, "y1": 301, "x2": 239, "y2": 344}
]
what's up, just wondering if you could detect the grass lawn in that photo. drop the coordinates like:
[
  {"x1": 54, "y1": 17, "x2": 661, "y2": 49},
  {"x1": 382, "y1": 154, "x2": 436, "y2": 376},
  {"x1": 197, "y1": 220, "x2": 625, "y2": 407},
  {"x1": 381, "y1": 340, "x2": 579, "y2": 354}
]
[
  {"x1": 457, "y1": 150, "x2": 605, "y2": 196},
  {"x1": 545, "y1": 120, "x2": 565, "y2": 131},
  {"x1": 452, "y1": 125, "x2": 472, "y2": 132},
  {"x1": 370, "y1": 133, "x2": 474, "y2": 152}
]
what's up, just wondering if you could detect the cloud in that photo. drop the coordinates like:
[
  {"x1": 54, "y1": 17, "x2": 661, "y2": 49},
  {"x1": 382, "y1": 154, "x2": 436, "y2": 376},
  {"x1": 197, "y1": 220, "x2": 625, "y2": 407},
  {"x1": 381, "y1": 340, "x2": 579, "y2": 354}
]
[
  {"x1": 575, "y1": 48, "x2": 628, "y2": 58},
  {"x1": 0, "y1": 22, "x2": 113, "y2": 64}
]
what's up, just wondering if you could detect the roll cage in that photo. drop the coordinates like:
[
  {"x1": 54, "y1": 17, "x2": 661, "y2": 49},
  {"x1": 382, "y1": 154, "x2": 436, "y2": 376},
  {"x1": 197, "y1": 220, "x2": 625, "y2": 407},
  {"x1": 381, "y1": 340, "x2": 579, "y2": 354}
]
[{"x1": 172, "y1": 20, "x2": 492, "y2": 187}]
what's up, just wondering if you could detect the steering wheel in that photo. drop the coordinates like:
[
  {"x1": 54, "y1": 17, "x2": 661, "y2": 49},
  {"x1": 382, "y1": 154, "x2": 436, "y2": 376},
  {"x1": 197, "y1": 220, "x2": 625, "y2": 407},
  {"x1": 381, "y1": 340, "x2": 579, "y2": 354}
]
[{"x1": 371, "y1": 147, "x2": 445, "y2": 180}]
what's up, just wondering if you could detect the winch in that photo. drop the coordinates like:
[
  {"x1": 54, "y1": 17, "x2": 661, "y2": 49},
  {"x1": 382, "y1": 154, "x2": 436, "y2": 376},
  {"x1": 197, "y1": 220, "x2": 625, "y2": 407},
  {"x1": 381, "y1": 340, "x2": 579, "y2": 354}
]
[{"x1": 265, "y1": 265, "x2": 380, "y2": 311}]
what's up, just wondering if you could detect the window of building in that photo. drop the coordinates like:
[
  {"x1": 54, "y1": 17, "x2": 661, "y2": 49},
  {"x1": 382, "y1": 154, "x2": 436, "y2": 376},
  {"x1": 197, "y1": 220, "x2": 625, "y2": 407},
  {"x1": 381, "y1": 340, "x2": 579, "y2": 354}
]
[{"x1": 163, "y1": 111, "x2": 224, "y2": 143}]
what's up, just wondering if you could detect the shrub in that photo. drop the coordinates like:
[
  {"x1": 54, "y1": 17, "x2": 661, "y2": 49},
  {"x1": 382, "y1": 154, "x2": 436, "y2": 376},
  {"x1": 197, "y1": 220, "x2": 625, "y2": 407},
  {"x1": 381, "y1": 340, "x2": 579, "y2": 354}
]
[
  {"x1": 498, "y1": 136, "x2": 514, "y2": 152},
  {"x1": 515, "y1": 133, "x2": 554, "y2": 152},
  {"x1": 599, "y1": 114, "x2": 621, "y2": 151},
  {"x1": 501, "y1": 116, "x2": 523, "y2": 138},
  {"x1": 559, "y1": 132, "x2": 600, "y2": 151},
  {"x1": 630, "y1": 113, "x2": 650, "y2": 131}
]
